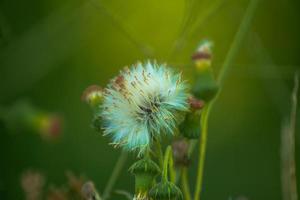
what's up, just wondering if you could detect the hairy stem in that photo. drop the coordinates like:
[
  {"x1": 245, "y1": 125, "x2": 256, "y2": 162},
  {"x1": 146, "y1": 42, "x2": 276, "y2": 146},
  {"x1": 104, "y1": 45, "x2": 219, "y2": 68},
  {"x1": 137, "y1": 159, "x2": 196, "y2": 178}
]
[
  {"x1": 102, "y1": 150, "x2": 128, "y2": 200},
  {"x1": 193, "y1": 1, "x2": 260, "y2": 200},
  {"x1": 181, "y1": 167, "x2": 192, "y2": 200}
]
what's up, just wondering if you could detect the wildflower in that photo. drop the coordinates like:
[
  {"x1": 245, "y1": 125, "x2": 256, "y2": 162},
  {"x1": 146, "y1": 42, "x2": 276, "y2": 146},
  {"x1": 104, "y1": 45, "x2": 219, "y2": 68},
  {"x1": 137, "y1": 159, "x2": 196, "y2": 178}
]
[
  {"x1": 129, "y1": 157, "x2": 160, "y2": 199},
  {"x1": 100, "y1": 61, "x2": 188, "y2": 152}
]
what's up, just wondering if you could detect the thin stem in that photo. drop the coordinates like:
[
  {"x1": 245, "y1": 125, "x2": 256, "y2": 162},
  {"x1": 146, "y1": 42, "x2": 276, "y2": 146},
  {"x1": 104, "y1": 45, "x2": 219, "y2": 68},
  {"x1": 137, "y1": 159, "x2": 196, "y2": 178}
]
[
  {"x1": 162, "y1": 146, "x2": 172, "y2": 181},
  {"x1": 217, "y1": 0, "x2": 260, "y2": 87},
  {"x1": 194, "y1": 1, "x2": 260, "y2": 199},
  {"x1": 194, "y1": 105, "x2": 210, "y2": 200},
  {"x1": 155, "y1": 140, "x2": 164, "y2": 169},
  {"x1": 102, "y1": 150, "x2": 128, "y2": 200},
  {"x1": 290, "y1": 72, "x2": 298, "y2": 152},
  {"x1": 187, "y1": 139, "x2": 197, "y2": 158},
  {"x1": 168, "y1": 149, "x2": 176, "y2": 183},
  {"x1": 181, "y1": 167, "x2": 192, "y2": 200},
  {"x1": 288, "y1": 72, "x2": 298, "y2": 200},
  {"x1": 94, "y1": 192, "x2": 102, "y2": 200},
  {"x1": 280, "y1": 73, "x2": 299, "y2": 200},
  {"x1": 88, "y1": 0, "x2": 153, "y2": 57}
]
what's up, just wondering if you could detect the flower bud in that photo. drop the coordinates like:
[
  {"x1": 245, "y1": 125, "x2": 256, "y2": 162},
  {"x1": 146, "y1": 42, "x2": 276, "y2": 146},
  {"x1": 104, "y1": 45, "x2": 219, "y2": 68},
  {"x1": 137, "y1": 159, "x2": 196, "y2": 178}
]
[
  {"x1": 179, "y1": 111, "x2": 201, "y2": 139},
  {"x1": 81, "y1": 85, "x2": 103, "y2": 110},
  {"x1": 47, "y1": 187, "x2": 68, "y2": 200},
  {"x1": 149, "y1": 181, "x2": 183, "y2": 200},
  {"x1": 179, "y1": 97, "x2": 203, "y2": 139},
  {"x1": 66, "y1": 171, "x2": 85, "y2": 197},
  {"x1": 21, "y1": 170, "x2": 45, "y2": 200},
  {"x1": 192, "y1": 40, "x2": 219, "y2": 102},
  {"x1": 129, "y1": 158, "x2": 161, "y2": 198},
  {"x1": 35, "y1": 114, "x2": 63, "y2": 140},
  {"x1": 192, "y1": 39, "x2": 213, "y2": 72},
  {"x1": 4, "y1": 101, "x2": 63, "y2": 139},
  {"x1": 192, "y1": 70, "x2": 219, "y2": 102},
  {"x1": 92, "y1": 115, "x2": 102, "y2": 132},
  {"x1": 187, "y1": 96, "x2": 205, "y2": 111},
  {"x1": 172, "y1": 139, "x2": 189, "y2": 167}
]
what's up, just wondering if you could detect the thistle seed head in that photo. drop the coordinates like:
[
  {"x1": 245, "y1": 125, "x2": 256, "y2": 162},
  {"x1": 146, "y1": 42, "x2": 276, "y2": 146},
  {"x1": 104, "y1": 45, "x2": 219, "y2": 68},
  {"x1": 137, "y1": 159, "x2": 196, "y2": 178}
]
[{"x1": 100, "y1": 61, "x2": 189, "y2": 153}]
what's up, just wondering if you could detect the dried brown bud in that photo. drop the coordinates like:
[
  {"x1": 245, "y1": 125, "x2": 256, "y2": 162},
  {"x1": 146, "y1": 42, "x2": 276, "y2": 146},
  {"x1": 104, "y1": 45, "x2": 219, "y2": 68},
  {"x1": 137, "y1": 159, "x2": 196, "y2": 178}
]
[
  {"x1": 47, "y1": 187, "x2": 68, "y2": 200},
  {"x1": 172, "y1": 139, "x2": 190, "y2": 167},
  {"x1": 66, "y1": 171, "x2": 85, "y2": 196},
  {"x1": 81, "y1": 181, "x2": 101, "y2": 200},
  {"x1": 21, "y1": 170, "x2": 45, "y2": 200}
]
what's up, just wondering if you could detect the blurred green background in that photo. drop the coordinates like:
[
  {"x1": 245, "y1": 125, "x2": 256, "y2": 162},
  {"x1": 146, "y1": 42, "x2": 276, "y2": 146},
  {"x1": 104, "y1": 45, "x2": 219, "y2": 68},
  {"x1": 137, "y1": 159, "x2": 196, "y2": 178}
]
[{"x1": 0, "y1": 0, "x2": 299, "y2": 199}]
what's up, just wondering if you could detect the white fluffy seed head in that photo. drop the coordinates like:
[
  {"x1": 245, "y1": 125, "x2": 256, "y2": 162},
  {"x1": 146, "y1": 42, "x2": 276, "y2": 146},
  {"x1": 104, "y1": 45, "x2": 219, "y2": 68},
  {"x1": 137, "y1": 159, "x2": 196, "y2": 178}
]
[{"x1": 99, "y1": 61, "x2": 188, "y2": 153}]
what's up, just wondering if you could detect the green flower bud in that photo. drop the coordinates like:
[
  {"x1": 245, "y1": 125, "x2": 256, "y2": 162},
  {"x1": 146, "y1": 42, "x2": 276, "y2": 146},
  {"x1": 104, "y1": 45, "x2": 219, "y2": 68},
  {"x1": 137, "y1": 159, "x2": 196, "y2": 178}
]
[
  {"x1": 192, "y1": 40, "x2": 219, "y2": 102},
  {"x1": 192, "y1": 68, "x2": 219, "y2": 102},
  {"x1": 179, "y1": 110, "x2": 201, "y2": 139},
  {"x1": 179, "y1": 97, "x2": 204, "y2": 139},
  {"x1": 129, "y1": 158, "x2": 161, "y2": 198},
  {"x1": 92, "y1": 115, "x2": 102, "y2": 132},
  {"x1": 149, "y1": 181, "x2": 183, "y2": 200},
  {"x1": 3, "y1": 101, "x2": 63, "y2": 139}
]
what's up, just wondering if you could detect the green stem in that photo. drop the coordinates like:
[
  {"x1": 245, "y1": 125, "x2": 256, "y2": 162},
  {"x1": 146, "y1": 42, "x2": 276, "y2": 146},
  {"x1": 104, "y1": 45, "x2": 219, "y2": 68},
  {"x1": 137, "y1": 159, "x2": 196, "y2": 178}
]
[
  {"x1": 187, "y1": 139, "x2": 197, "y2": 158},
  {"x1": 89, "y1": 0, "x2": 152, "y2": 57},
  {"x1": 102, "y1": 150, "x2": 128, "y2": 200},
  {"x1": 288, "y1": 72, "x2": 299, "y2": 200},
  {"x1": 193, "y1": 105, "x2": 211, "y2": 200},
  {"x1": 155, "y1": 140, "x2": 164, "y2": 169},
  {"x1": 181, "y1": 167, "x2": 192, "y2": 200},
  {"x1": 194, "y1": 1, "x2": 260, "y2": 199},
  {"x1": 217, "y1": 0, "x2": 260, "y2": 87},
  {"x1": 162, "y1": 146, "x2": 172, "y2": 181},
  {"x1": 168, "y1": 149, "x2": 176, "y2": 183},
  {"x1": 94, "y1": 192, "x2": 102, "y2": 200}
]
